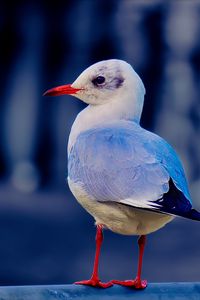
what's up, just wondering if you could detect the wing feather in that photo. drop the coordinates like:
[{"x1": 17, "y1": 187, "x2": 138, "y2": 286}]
[{"x1": 68, "y1": 121, "x2": 192, "y2": 215}]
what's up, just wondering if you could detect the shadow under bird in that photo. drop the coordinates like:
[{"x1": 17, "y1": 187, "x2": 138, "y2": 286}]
[{"x1": 44, "y1": 59, "x2": 200, "y2": 289}]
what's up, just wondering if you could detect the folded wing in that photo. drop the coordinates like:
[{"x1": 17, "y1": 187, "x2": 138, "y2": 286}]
[{"x1": 69, "y1": 121, "x2": 198, "y2": 219}]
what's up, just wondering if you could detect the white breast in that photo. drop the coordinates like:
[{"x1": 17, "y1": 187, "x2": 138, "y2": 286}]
[{"x1": 68, "y1": 178, "x2": 174, "y2": 236}]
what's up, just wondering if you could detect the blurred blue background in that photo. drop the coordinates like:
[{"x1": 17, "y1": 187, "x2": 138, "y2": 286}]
[{"x1": 0, "y1": 0, "x2": 200, "y2": 286}]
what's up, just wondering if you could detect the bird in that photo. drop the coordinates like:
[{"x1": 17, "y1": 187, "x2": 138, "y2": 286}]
[{"x1": 44, "y1": 59, "x2": 200, "y2": 289}]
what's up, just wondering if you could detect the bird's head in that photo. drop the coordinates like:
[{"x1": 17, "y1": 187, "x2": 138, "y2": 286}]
[{"x1": 44, "y1": 59, "x2": 145, "y2": 108}]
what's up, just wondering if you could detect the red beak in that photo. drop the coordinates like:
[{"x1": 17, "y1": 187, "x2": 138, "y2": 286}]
[{"x1": 43, "y1": 84, "x2": 82, "y2": 96}]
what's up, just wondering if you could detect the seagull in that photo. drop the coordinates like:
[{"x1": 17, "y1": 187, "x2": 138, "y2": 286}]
[{"x1": 44, "y1": 59, "x2": 200, "y2": 289}]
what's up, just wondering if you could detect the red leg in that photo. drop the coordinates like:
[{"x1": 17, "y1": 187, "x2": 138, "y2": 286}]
[
  {"x1": 133, "y1": 235, "x2": 147, "y2": 289},
  {"x1": 75, "y1": 225, "x2": 113, "y2": 288},
  {"x1": 112, "y1": 235, "x2": 147, "y2": 289}
]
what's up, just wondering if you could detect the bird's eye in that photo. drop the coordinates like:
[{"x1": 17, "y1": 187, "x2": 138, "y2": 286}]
[{"x1": 92, "y1": 76, "x2": 105, "y2": 86}]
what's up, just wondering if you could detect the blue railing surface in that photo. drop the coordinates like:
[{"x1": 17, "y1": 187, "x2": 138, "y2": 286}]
[{"x1": 0, "y1": 283, "x2": 199, "y2": 300}]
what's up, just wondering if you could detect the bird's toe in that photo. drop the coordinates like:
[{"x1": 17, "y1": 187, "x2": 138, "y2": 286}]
[
  {"x1": 111, "y1": 278, "x2": 147, "y2": 289},
  {"x1": 75, "y1": 278, "x2": 113, "y2": 288}
]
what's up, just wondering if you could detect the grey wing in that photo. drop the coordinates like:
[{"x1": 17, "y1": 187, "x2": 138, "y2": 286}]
[{"x1": 68, "y1": 126, "x2": 173, "y2": 210}]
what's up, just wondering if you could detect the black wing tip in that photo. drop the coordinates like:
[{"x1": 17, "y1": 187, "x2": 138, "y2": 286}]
[
  {"x1": 152, "y1": 179, "x2": 200, "y2": 221},
  {"x1": 164, "y1": 208, "x2": 200, "y2": 221},
  {"x1": 183, "y1": 209, "x2": 200, "y2": 221}
]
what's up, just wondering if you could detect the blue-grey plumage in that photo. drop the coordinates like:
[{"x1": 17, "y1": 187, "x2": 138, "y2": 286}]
[{"x1": 68, "y1": 120, "x2": 194, "y2": 219}]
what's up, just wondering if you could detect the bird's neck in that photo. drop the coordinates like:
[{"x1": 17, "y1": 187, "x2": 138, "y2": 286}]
[{"x1": 68, "y1": 95, "x2": 144, "y2": 153}]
